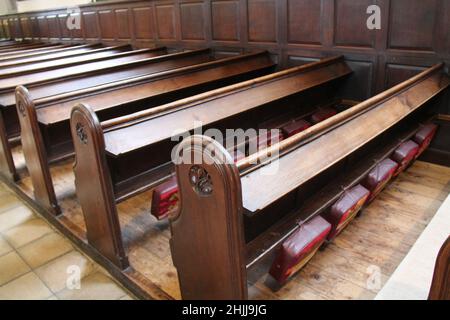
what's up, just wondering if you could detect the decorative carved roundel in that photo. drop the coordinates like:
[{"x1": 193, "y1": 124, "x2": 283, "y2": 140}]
[
  {"x1": 76, "y1": 123, "x2": 88, "y2": 145},
  {"x1": 189, "y1": 165, "x2": 213, "y2": 196}
]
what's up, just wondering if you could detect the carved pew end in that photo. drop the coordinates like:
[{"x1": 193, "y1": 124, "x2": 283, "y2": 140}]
[{"x1": 269, "y1": 216, "x2": 331, "y2": 285}]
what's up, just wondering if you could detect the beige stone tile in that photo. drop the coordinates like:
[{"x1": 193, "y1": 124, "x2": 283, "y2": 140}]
[
  {"x1": 0, "y1": 205, "x2": 34, "y2": 233},
  {"x1": 56, "y1": 272, "x2": 129, "y2": 300},
  {"x1": 47, "y1": 295, "x2": 59, "y2": 300},
  {"x1": 119, "y1": 294, "x2": 134, "y2": 300},
  {"x1": 0, "y1": 272, "x2": 53, "y2": 300},
  {"x1": 0, "y1": 235, "x2": 12, "y2": 257},
  {"x1": 35, "y1": 251, "x2": 96, "y2": 293},
  {"x1": 3, "y1": 218, "x2": 53, "y2": 248},
  {"x1": 0, "y1": 193, "x2": 21, "y2": 213},
  {"x1": 0, "y1": 251, "x2": 30, "y2": 285},
  {"x1": 17, "y1": 232, "x2": 73, "y2": 268}
]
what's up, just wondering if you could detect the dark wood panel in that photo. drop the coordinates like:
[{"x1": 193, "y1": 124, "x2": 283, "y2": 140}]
[
  {"x1": 83, "y1": 12, "x2": 99, "y2": 39},
  {"x1": 180, "y1": 2, "x2": 205, "y2": 40},
  {"x1": 248, "y1": 0, "x2": 277, "y2": 43},
  {"x1": 211, "y1": 0, "x2": 240, "y2": 41},
  {"x1": 388, "y1": 0, "x2": 438, "y2": 51},
  {"x1": 287, "y1": 0, "x2": 321, "y2": 45},
  {"x1": 334, "y1": 0, "x2": 374, "y2": 48},
  {"x1": 37, "y1": 16, "x2": 49, "y2": 39},
  {"x1": 58, "y1": 14, "x2": 71, "y2": 39},
  {"x1": 385, "y1": 64, "x2": 427, "y2": 88},
  {"x1": 0, "y1": 0, "x2": 448, "y2": 97},
  {"x1": 155, "y1": 5, "x2": 175, "y2": 40},
  {"x1": 47, "y1": 15, "x2": 60, "y2": 39},
  {"x1": 133, "y1": 7, "x2": 155, "y2": 40},
  {"x1": 115, "y1": 9, "x2": 131, "y2": 39},
  {"x1": 98, "y1": 10, "x2": 116, "y2": 40}
]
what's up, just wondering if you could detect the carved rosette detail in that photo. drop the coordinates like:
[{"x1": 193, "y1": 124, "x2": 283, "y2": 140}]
[
  {"x1": 189, "y1": 165, "x2": 213, "y2": 196},
  {"x1": 76, "y1": 123, "x2": 88, "y2": 145}
]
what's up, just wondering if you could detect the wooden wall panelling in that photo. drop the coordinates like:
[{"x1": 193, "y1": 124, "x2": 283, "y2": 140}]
[
  {"x1": 37, "y1": 16, "x2": 49, "y2": 40},
  {"x1": 47, "y1": 15, "x2": 61, "y2": 40},
  {"x1": 82, "y1": 11, "x2": 100, "y2": 40},
  {"x1": 98, "y1": 10, "x2": 116, "y2": 41},
  {"x1": 388, "y1": 0, "x2": 438, "y2": 52},
  {"x1": 179, "y1": 1, "x2": 205, "y2": 41},
  {"x1": 211, "y1": 0, "x2": 240, "y2": 43},
  {"x1": 155, "y1": 3, "x2": 176, "y2": 41},
  {"x1": 0, "y1": 0, "x2": 448, "y2": 95},
  {"x1": 115, "y1": 9, "x2": 131, "y2": 41}
]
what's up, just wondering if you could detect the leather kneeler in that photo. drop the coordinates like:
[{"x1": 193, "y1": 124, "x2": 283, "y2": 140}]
[
  {"x1": 322, "y1": 184, "x2": 370, "y2": 241},
  {"x1": 413, "y1": 123, "x2": 438, "y2": 158},
  {"x1": 281, "y1": 119, "x2": 311, "y2": 137},
  {"x1": 151, "y1": 176, "x2": 179, "y2": 220},
  {"x1": 390, "y1": 140, "x2": 419, "y2": 176},
  {"x1": 269, "y1": 216, "x2": 331, "y2": 284},
  {"x1": 311, "y1": 107, "x2": 337, "y2": 124},
  {"x1": 362, "y1": 158, "x2": 398, "y2": 203}
]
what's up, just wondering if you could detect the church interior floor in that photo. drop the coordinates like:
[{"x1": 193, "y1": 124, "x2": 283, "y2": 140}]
[
  {"x1": 0, "y1": 160, "x2": 449, "y2": 300},
  {"x1": 0, "y1": 181, "x2": 135, "y2": 300}
]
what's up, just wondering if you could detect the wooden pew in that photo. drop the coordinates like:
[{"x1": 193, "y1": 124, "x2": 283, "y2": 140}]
[
  {"x1": 0, "y1": 43, "x2": 72, "y2": 59},
  {"x1": 0, "y1": 48, "x2": 217, "y2": 180},
  {"x1": 0, "y1": 45, "x2": 135, "y2": 77},
  {"x1": 0, "y1": 43, "x2": 100, "y2": 64},
  {"x1": 168, "y1": 63, "x2": 450, "y2": 299},
  {"x1": 17, "y1": 51, "x2": 275, "y2": 214},
  {"x1": 70, "y1": 56, "x2": 352, "y2": 269},
  {"x1": 0, "y1": 42, "x2": 62, "y2": 54}
]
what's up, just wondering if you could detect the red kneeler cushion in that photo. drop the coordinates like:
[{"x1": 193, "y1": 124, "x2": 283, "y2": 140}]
[
  {"x1": 269, "y1": 216, "x2": 331, "y2": 284},
  {"x1": 256, "y1": 130, "x2": 284, "y2": 149},
  {"x1": 311, "y1": 107, "x2": 337, "y2": 124},
  {"x1": 390, "y1": 140, "x2": 419, "y2": 176},
  {"x1": 322, "y1": 184, "x2": 370, "y2": 241},
  {"x1": 413, "y1": 123, "x2": 438, "y2": 158},
  {"x1": 151, "y1": 176, "x2": 179, "y2": 220},
  {"x1": 362, "y1": 158, "x2": 398, "y2": 203},
  {"x1": 281, "y1": 119, "x2": 311, "y2": 137},
  {"x1": 151, "y1": 150, "x2": 245, "y2": 220}
]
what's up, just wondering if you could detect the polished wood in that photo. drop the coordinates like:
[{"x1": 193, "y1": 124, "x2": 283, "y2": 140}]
[
  {"x1": 19, "y1": 51, "x2": 274, "y2": 214},
  {"x1": 0, "y1": 46, "x2": 180, "y2": 180},
  {"x1": 0, "y1": 43, "x2": 69, "y2": 59},
  {"x1": 428, "y1": 236, "x2": 450, "y2": 300},
  {"x1": 70, "y1": 56, "x2": 349, "y2": 270},
  {"x1": 169, "y1": 64, "x2": 449, "y2": 299},
  {"x1": 1, "y1": 0, "x2": 449, "y2": 106},
  {"x1": 0, "y1": 43, "x2": 99, "y2": 64}
]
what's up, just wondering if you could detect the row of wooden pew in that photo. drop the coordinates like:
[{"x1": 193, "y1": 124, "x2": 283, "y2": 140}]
[{"x1": 0, "y1": 39, "x2": 448, "y2": 300}]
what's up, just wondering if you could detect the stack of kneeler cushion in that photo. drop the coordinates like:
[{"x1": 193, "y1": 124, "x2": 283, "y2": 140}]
[{"x1": 268, "y1": 122, "x2": 439, "y2": 284}]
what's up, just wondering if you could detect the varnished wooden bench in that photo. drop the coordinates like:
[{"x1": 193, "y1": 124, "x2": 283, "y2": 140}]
[
  {"x1": 0, "y1": 43, "x2": 73, "y2": 59},
  {"x1": 0, "y1": 43, "x2": 100, "y2": 64},
  {"x1": 169, "y1": 63, "x2": 450, "y2": 299},
  {"x1": 0, "y1": 48, "x2": 223, "y2": 180},
  {"x1": 17, "y1": 51, "x2": 275, "y2": 214},
  {"x1": 70, "y1": 56, "x2": 352, "y2": 269}
]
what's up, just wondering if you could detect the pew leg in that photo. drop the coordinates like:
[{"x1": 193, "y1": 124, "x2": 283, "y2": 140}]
[
  {"x1": 71, "y1": 104, "x2": 129, "y2": 270},
  {"x1": 0, "y1": 113, "x2": 18, "y2": 181},
  {"x1": 16, "y1": 87, "x2": 60, "y2": 215}
]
